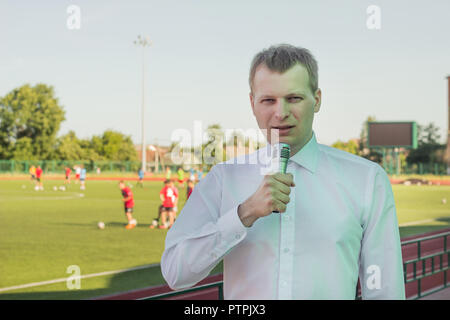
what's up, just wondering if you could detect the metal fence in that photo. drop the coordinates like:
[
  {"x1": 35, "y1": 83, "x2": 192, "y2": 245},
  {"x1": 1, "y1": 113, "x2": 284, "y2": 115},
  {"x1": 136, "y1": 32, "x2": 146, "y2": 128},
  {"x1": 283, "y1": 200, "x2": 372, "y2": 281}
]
[
  {"x1": 383, "y1": 162, "x2": 450, "y2": 176},
  {"x1": 0, "y1": 159, "x2": 448, "y2": 176},
  {"x1": 0, "y1": 160, "x2": 178, "y2": 174},
  {"x1": 142, "y1": 231, "x2": 449, "y2": 300},
  {"x1": 402, "y1": 231, "x2": 449, "y2": 299}
]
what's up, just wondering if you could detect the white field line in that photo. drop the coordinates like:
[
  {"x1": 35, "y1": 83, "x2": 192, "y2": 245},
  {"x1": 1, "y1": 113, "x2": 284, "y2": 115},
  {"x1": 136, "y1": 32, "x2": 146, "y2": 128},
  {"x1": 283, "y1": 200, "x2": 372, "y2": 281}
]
[
  {"x1": 0, "y1": 192, "x2": 84, "y2": 201},
  {"x1": 0, "y1": 263, "x2": 159, "y2": 293},
  {"x1": 399, "y1": 219, "x2": 435, "y2": 227}
]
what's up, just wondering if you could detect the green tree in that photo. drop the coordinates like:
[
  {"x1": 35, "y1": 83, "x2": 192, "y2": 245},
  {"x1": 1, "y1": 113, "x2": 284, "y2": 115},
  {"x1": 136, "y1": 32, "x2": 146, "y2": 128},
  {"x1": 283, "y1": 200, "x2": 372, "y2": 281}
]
[
  {"x1": 331, "y1": 139, "x2": 360, "y2": 155},
  {"x1": 91, "y1": 130, "x2": 138, "y2": 161},
  {"x1": 0, "y1": 84, "x2": 66, "y2": 159},
  {"x1": 54, "y1": 131, "x2": 98, "y2": 160},
  {"x1": 406, "y1": 122, "x2": 445, "y2": 165},
  {"x1": 11, "y1": 137, "x2": 34, "y2": 160},
  {"x1": 359, "y1": 115, "x2": 382, "y2": 163}
]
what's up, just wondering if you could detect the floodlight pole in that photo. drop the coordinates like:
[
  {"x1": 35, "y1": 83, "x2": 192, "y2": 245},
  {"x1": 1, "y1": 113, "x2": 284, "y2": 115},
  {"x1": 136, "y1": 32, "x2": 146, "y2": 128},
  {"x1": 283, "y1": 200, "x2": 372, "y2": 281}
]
[{"x1": 134, "y1": 35, "x2": 151, "y2": 173}]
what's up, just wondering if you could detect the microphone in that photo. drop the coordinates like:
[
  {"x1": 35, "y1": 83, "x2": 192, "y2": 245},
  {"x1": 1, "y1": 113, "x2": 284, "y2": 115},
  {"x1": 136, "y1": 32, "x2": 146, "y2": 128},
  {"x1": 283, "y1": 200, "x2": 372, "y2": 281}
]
[{"x1": 273, "y1": 143, "x2": 290, "y2": 213}]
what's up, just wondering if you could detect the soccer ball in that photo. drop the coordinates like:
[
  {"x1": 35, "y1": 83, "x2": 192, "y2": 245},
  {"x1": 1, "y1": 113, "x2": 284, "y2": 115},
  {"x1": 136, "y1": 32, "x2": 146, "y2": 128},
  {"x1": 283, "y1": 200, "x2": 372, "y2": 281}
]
[
  {"x1": 151, "y1": 219, "x2": 158, "y2": 227},
  {"x1": 34, "y1": 186, "x2": 39, "y2": 191},
  {"x1": 98, "y1": 221, "x2": 105, "y2": 229},
  {"x1": 53, "y1": 186, "x2": 57, "y2": 191},
  {"x1": 130, "y1": 219, "x2": 137, "y2": 226},
  {"x1": 442, "y1": 198, "x2": 447, "y2": 204}
]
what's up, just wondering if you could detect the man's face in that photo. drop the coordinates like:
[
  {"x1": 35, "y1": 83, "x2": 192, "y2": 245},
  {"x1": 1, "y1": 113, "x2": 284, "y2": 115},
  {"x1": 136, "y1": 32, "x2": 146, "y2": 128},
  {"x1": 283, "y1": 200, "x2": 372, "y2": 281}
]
[{"x1": 250, "y1": 63, "x2": 321, "y2": 155}]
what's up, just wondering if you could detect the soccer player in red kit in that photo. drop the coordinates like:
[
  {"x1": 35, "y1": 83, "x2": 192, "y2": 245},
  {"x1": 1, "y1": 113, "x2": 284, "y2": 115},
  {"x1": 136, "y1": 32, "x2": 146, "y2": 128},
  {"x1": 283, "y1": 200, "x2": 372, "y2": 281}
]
[
  {"x1": 64, "y1": 167, "x2": 71, "y2": 185},
  {"x1": 159, "y1": 179, "x2": 178, "y2": 229},
  {"x1": 186, "y1": 180, "x2": 194, "y2": 200},
  {"x1": 119, "y1": 181, "x2": 137, "y2": 229},
  {"x1": 35, "y1": 165, "x2": 43, "y2": 190}
]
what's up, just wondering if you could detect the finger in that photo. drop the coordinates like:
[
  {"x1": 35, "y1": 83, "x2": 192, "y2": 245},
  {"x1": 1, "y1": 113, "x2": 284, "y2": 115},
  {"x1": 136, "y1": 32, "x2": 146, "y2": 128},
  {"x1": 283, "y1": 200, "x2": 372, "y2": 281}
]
[
  {"x1": 272, "y1": 199, "x2": 287, "y2": 213},
  {"x1": 275, "y1": 181, "x2": 291, "y2": 196},
  {"x1": 272, "y1": 172, "x2": 295, "y2": 187},
  {"x1": 275, "y1": 192, "x2": 290, "y2": 205}
]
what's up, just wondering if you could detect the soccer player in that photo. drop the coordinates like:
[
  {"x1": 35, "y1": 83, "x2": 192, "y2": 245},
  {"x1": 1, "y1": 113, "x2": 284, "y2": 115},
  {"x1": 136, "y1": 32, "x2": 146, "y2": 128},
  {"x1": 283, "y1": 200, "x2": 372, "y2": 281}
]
[
  {"x1": 177, "y1": 167, "x2": 185, "y2": 188},
  {"x1": 188, "y1": 167, "x2": 196, "y2": 182},
  {"x1": 197, "y1": 167, "x2": 203, "y2": 182},
  {"x1": 159, "y1": 179, "x2": 178, "y2": 229},
  {"x1": 29, "y1": 165, "x2": 36, "y2": 183},
  {"x1": 149, "y1": 205, "x2": 163, "y2": 229},
  {"x1": 80, "y1": 165, "x2": 87, "y2": 190},
  {"x1": 35, "y1": 165, "x2": 43, "y2": 191},
  {"x1": 74, "y1": 165, "x2": 81, "y2": 184},
  {"x1": 64, "y1": 166, "x2": 71, "y2": 185},
  {"x1": 137, "y1": 168, "x2": 144, "y2": 188},
  {"x1": 186, "y1": 180, "x2": 194, "y2": 200},
  {"x1": 119, "y1": 180, "x2": 137, "y2": 229},
  {"x1": 165, "y1": 167, "x2": 172, "y2": 180}
]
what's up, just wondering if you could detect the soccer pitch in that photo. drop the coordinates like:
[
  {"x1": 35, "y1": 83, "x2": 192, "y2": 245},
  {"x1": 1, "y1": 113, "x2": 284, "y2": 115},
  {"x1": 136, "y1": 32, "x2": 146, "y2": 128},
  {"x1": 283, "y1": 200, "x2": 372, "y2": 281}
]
[{"x1": 0, "y1": 178, "x2": 449, "y2": 299}]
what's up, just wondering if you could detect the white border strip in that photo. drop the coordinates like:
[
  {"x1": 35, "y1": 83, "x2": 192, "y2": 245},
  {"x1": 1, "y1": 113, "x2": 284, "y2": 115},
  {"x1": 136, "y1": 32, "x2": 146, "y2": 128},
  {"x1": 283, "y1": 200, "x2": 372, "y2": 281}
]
[
  {"x1": 399, "y1": 219, "x2": 435, "y2": 227},
  {"x1": 0, "y1": 263, "x2": 159, "y2": 293}
]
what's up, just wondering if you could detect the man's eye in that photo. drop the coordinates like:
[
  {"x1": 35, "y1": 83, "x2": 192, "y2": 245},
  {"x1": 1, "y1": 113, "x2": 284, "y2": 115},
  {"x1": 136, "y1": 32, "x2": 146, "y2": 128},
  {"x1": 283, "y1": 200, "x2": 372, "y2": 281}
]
[
  {"x1": 288, "y1": 97, "x2": 303, "y2": 102},
  {"x1": 261, "y1": 99, "x2": 275, "y2": 103}
]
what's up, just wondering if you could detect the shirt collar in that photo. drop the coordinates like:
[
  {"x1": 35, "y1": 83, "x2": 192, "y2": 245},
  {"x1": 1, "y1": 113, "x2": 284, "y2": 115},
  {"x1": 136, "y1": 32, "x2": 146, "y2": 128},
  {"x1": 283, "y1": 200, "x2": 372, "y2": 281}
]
[
  {"x1": 261, "y1": 130, "x2": 319, "y2": 174},
  {"x1": 289, "y1": 130, "x2": 319, "y2": 174}
]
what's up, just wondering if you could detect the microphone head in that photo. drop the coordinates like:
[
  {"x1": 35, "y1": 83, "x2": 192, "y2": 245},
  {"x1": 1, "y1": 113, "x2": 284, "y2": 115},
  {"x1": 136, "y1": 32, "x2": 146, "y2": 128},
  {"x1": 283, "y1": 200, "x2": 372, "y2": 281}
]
[
  {"x1": 280, "y1": 143, "x2": 290, "y2": 160},
  {"x1": 278, "y1": 143, "x2": 290, "y2": 174}
]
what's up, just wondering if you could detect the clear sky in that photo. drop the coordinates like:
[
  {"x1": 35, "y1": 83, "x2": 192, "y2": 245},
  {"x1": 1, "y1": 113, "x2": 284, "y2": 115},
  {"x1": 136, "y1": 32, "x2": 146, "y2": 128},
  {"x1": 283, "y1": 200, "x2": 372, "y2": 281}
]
[{"x1": 1, "y1": 0, "x2": 449, "y2": 147}]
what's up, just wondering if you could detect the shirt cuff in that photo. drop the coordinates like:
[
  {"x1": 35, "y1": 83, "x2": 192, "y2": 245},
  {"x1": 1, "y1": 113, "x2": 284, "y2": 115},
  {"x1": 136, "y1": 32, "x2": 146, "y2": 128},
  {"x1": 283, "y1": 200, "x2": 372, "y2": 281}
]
[{"x1": 214, "y1": 205, "x2": 248, "y2": 256}]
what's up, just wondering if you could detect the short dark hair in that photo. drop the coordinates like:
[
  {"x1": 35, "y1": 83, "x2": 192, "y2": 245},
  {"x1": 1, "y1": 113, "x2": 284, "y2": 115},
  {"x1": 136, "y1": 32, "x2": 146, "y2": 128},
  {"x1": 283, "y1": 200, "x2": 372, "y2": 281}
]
[{"x1": 249, "y1": 44, "x2": 319, "y2": 94}]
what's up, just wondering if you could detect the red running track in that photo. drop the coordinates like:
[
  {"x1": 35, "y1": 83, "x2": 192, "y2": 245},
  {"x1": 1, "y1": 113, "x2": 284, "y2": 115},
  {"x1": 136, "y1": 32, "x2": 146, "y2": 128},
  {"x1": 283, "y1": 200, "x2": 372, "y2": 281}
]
[{"x1": 2, "y1": 176, "x2": 450, "y2": 185}]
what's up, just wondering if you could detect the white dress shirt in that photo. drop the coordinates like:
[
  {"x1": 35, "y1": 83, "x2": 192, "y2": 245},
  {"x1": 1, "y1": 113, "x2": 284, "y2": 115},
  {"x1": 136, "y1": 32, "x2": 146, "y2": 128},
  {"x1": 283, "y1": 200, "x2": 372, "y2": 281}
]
[{"x1": 161, "y1": 131, "x2": 405, "y2": 300}]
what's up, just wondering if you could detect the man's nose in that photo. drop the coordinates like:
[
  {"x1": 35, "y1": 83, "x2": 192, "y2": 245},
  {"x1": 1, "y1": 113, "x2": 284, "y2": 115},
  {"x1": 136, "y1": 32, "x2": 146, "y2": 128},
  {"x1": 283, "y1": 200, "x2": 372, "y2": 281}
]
[{"x1": 275, "y1": 99, "x2": 290, "y2": 120}]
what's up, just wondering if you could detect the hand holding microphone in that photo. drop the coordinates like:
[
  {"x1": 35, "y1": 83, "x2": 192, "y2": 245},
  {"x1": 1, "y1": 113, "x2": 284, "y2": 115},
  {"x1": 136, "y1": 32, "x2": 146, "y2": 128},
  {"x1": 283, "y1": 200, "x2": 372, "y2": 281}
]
[
  {"x1": 238, "y1": 143, "x2": 294, "y2": 228},
  {"x1": 272, "y1": 143, "x2": 290, "y2": 213}
]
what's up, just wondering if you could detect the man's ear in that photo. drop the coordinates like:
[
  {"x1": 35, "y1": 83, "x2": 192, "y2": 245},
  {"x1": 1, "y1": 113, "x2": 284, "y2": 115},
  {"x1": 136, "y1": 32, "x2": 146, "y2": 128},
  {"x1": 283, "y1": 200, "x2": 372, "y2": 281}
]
[
  {"x1": 313, "y1": 88, "x2": 322, "y2": 113},
  {"x1": 249, "y1": 92, "x2": 256, "y2": 115}
]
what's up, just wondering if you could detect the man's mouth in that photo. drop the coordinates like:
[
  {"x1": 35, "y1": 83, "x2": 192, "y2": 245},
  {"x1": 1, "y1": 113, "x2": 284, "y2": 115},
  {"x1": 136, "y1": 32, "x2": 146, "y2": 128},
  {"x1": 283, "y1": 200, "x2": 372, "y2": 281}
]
[
  {"x1": 271, "y1": 125, "x2": 295, "y2": 136},
  {"x1": 272, "y1": 125, "x2": 295, "y2": 130}
]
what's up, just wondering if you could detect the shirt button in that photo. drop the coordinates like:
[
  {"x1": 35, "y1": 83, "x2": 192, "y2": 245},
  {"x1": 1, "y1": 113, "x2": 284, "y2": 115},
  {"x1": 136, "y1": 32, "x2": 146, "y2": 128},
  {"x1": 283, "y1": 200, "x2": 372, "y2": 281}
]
[
  {"x1": 283, "y1": 248, "x2": 290, "y2": 253},
  {"x1": 283, "y1": 215, "x2": 291, "y2": 221},
  {"x1": 235, "y1": 234, "x2": 241, "y2": 240}
]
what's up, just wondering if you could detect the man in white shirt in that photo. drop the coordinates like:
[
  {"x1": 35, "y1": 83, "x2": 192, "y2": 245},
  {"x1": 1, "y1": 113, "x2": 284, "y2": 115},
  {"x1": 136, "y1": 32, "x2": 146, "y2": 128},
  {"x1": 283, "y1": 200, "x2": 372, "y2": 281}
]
[{"x1": 161, "y1": 44, "x2": 405, "y2": 299}]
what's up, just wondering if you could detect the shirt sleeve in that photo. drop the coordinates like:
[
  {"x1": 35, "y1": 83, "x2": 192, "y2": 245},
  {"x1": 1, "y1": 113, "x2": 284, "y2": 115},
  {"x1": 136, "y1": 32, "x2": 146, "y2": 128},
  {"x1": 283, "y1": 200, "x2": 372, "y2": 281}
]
[
  {"x1": 161, "y1": 164, "x2": 248, "y2": 290},
  {"x1": 359, "y1": 164, "x2": 406, "y2": 300}
]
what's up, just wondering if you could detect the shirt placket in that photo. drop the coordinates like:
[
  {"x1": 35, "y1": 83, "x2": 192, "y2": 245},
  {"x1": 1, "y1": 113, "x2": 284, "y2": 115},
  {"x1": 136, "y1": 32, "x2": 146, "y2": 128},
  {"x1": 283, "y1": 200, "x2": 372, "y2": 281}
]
[{"x1": 277, "y1": 161, "x2": 296, "y2": 299}]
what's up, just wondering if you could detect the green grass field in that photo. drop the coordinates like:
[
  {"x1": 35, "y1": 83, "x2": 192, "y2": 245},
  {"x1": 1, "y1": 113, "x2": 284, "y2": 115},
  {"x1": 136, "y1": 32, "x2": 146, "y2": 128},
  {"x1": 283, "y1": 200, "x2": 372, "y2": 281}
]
[{"x1": 0, "y1": 178, "x2": 449, "y2": 299}]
